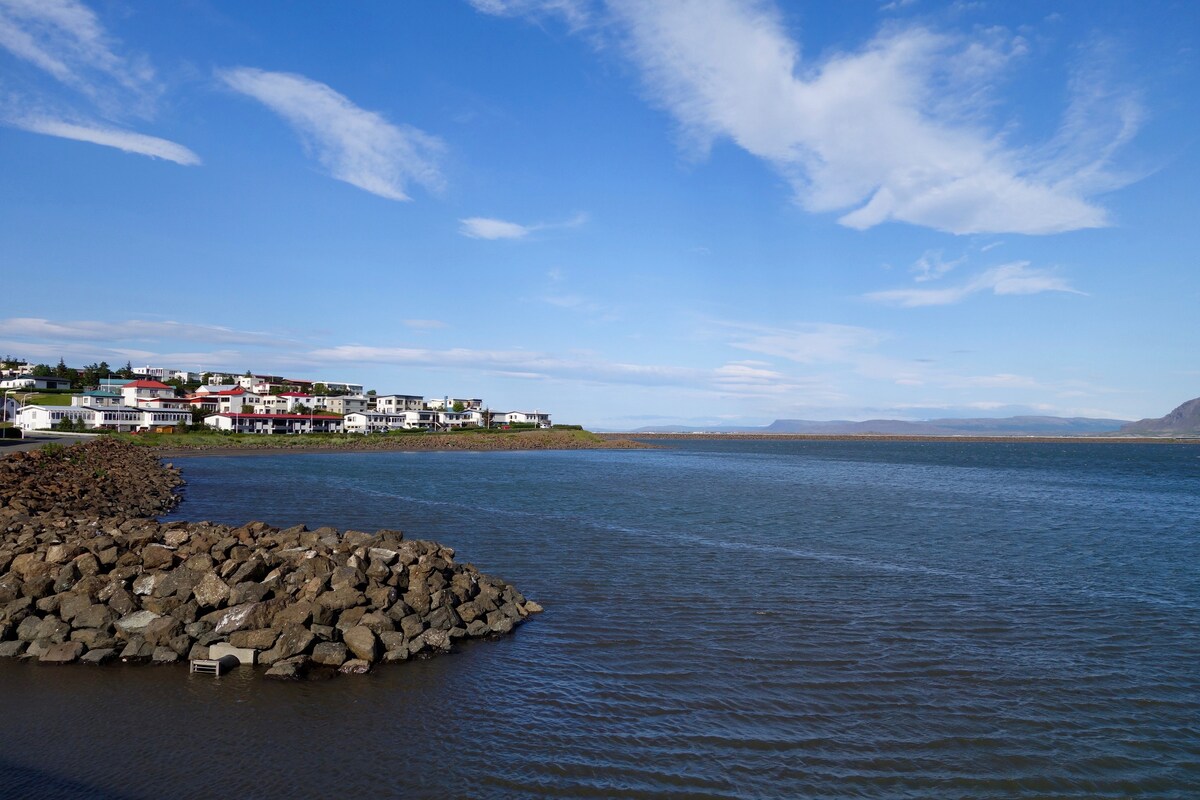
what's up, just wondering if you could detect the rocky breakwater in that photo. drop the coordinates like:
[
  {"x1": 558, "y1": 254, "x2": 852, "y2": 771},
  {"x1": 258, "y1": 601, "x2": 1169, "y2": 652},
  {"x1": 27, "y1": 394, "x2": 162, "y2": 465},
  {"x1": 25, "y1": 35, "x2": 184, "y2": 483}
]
[{"x1": 0, "y1": 438, "x2": 541, "y2": 678}]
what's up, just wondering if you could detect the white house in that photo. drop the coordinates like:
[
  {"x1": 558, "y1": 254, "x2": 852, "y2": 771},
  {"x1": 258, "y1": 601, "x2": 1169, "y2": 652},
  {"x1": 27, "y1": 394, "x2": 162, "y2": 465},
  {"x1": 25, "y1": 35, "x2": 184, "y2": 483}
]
[
  {"x1": 343, "y1": 411, "x2": 407, "y2": 434},
  {"x1": 438, "y1": 410, "x2": 476, "y2": 429},
  {"x1": 374, "y1": 394, "x2": 425, "y2": 413},
  {"x1": 397, "y1": 410, "x2": 438, "y2": 430},
  {"x1": 495, "y1": 411, "x2": 552, "y2": 428},
  {"x1": 120, "y1": 380, "x2": 176, "y2": 407},
  {"x1": 16, "y1": 403, "x2": 190, "y2": 432},
  {"x1": 204, "y1": 413, "x2": 344, "y2": 435},
  {"x1": 427, "y1": 397, "x2": 483, "y2": 411},
  {"x1": 190, "y1": 386, "x2": 258, "y2": 414},
  {"x1": 1, "y1": 375, "x2": 72, "y2": 390}
]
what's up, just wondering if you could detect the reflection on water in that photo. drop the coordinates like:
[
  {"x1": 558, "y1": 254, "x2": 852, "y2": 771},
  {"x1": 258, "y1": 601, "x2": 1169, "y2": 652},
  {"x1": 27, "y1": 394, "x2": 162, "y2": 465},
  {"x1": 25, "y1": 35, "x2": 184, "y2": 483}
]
[{"x1": 2, "y1": 441, "x2": 1198, "y2": 798}]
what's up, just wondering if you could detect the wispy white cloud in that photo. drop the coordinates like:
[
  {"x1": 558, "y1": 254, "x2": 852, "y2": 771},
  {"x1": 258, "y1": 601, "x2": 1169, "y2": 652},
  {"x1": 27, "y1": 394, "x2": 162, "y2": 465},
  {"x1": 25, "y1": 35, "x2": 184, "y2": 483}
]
[
  {"x1": 10, "y1": 116, "x2": 200, "y2": 164},
  {"x1": 0, "y1": 0, "x2": 157, "y2": 111},
  {"x1": 720, "y1": 321, "x2": 888, "y2": 364},
  {"x1": 865, "y1": 261, "x2": 1083, "y2": 307},
  {"x1": 217, "y1": 67, "x2": 445, "y2": 201},
  {"x1": 459, "y1": 217, "x2": 532, "y2": 240},
  {"x1": 0, "y1": 317, "x2": 292, "y2": 346},
  {"x1": 403, "y1": 319, "x2": 449, "y2": 330},
  {"x1": 459, "y1": 212, "x2": 587, "y2": 240},
  {"x1": 467, "y1": 0, "x2": 593, "y2": 30},
  {"x1": 0, "y1": 0, "x2": 198, "y2": 163},
  {"x1": 911, "y1": 249, "x2": 963, "y2": 282},
  {"x1": 485, "y1": 0, "x2": 1142, "y2": 235}
]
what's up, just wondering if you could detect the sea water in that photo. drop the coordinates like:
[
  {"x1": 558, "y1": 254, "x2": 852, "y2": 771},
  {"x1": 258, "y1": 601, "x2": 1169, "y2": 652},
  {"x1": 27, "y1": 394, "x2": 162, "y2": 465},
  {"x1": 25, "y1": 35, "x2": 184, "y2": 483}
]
[{"x1": 2, "y1": 440, "x2": 1197, "y2": 798}]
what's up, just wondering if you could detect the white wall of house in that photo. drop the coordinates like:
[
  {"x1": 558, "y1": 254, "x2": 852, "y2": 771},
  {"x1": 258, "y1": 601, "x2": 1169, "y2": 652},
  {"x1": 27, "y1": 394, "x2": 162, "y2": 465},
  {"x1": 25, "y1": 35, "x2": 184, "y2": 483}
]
[
  {"x1": 205, "y1": 413, "x2": 344, "y2": 434},
  {"x1": 16, "y1": 404, "x2": 189, "y2": 431},
  {"x1": 343, "y1": 411, "x2": 407, "y2": 433}
]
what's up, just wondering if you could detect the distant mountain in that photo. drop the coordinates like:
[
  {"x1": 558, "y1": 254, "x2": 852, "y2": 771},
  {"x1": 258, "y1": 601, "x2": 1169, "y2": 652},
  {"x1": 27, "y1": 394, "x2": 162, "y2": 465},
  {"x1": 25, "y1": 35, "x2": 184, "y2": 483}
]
[
  {"x1": 1120, "y1": 397, "x2": 1200, "y2": 435},
  {"x1": 625, "y1": 414, "x2": 1130, "y2": 436}
]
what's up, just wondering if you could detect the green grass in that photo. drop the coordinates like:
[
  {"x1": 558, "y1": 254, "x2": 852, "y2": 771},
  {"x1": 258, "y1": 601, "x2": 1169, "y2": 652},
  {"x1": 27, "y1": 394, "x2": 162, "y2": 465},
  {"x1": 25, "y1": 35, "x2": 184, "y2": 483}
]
[
  {"x1": 113, "y1": 427, "x2": 606, "y2": 449},
  {"x1": 25, "y1": 393, "x2": 73, "y2": 406}
]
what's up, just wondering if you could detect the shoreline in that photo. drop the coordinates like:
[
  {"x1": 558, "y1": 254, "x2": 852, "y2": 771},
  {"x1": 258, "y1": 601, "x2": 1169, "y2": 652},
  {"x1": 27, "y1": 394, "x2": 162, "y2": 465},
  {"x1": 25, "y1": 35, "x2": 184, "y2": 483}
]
[
  {"x1": 602, "y1": 432, "x2": 1200, "y2": 444},
  {"x1": 131, "y1": 428, "x2": 650, "y2": 457}
]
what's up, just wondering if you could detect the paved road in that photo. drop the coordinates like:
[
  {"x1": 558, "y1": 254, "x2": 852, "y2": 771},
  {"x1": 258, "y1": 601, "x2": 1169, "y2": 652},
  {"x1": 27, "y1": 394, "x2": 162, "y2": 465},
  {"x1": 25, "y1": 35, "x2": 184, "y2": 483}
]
[{"x1": 0, "y1": 433, "x2": 94, "y2": 454}]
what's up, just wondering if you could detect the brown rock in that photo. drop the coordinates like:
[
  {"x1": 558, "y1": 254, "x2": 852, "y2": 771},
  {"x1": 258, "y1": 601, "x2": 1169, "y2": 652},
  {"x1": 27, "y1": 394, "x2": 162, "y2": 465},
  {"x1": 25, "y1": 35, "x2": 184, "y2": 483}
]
[
  {"x1": 342, "y1": 626, "x2": 378, "y2": 663},
  {"x1": 39, "y1": 641, "x2": 85, "y2": 664}
]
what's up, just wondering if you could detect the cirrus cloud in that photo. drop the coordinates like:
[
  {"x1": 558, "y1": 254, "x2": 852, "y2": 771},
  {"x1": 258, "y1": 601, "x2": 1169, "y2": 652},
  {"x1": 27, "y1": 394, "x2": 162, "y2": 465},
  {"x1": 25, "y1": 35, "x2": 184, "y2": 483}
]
[
  {"x1": 218, "y1": 67, "x2": 445, "y2": 201},
  {"x1": 865, "y1": 261, "x2": 1083, "y2": 307}
]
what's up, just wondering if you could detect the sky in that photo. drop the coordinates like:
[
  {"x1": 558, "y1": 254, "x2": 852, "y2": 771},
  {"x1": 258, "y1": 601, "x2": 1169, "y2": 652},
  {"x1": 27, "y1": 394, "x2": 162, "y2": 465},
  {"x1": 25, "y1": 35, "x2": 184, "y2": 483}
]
[{"x1": 1, "y1": 0, "x2": 1197, "y2": 429}]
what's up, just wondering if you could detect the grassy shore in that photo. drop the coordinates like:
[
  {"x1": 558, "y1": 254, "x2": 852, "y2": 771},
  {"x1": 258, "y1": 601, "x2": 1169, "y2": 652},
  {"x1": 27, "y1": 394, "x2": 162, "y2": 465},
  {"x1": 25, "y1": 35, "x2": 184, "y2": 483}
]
[{"x1": 114, "y1": 427, "x2": 649, "y2": 455}]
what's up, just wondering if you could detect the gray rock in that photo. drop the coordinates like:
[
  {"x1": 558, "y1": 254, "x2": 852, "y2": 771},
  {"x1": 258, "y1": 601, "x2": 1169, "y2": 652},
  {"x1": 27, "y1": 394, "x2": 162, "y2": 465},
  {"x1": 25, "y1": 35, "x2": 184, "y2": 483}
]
[
  {"x1": 16, "y1": 615, "x2": 42, "y2": 641},
  {"x1": 151, "y1": 646, "x2": 180, "y2": 663},
  {"x1": 70, "y1": 629, "x2": 116, "y2": 649},
  {"x1": 71, "y1": 604, "x2": 115, "y2": 630},
  {"x1": 120, "y1": 636, "x2": 153, "y2": 660},
  {"x1": 0, "y1": 640, "x2": 27, "y2": 657},
  {"x1": 80, "y1": 647, "x2": 116, "y2": 665},
  {"x1": 34, "y1": 616, "x2": 71, "y2": 643},
  {"x1": 114, "y1": 610, "x2": 160, "y2": 635},
  {"x1": 264, "y1": 655, "x2": 308, "y2": 680}
]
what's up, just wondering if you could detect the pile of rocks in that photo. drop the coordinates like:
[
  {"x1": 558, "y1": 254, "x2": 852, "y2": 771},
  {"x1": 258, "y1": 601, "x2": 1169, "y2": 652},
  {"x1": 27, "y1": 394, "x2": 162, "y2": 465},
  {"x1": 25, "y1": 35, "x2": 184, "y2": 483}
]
[
  {"x1": 0, "y1": 437, "x2": 184, "y2": 519},
  {"x1": 0, "y1": 439, "x2": 540, "y2": 678}
]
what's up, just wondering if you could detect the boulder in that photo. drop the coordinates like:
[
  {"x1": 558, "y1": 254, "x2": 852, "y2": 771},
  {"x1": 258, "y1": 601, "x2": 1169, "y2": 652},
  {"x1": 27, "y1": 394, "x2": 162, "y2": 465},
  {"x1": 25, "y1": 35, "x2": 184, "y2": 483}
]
[
  {"x1": 80, "y1": 647, "x2": 116, "y2": 665},
  {"x1": 260, "y1": 626, "x2": 315, "y2": 665},
  {"x1": 114, "y1": 610, "x2": 160, "y2": 636},
  {"x1": 190, "y1": 572, "x2": 230, "y2": 609},
  {"x1": 228, "y1": 628, "x2": 279, "y2": 650},
  {"x1": 310, "y1": 641, "x2": 347, "y2": 667},
  {"x1": 342, "y1": 626, "x2": 378, "y2": 663},
  {"x1": 39, "y1": 641, "x2": 85, "y2": 664}
]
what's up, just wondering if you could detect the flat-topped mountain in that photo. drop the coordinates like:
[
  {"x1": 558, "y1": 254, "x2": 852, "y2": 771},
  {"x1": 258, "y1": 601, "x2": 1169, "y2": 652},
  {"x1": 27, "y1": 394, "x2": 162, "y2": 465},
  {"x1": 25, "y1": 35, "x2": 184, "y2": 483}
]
[{"x1": 1120, "y1": 397, "x2": 1200, "y2": 435}]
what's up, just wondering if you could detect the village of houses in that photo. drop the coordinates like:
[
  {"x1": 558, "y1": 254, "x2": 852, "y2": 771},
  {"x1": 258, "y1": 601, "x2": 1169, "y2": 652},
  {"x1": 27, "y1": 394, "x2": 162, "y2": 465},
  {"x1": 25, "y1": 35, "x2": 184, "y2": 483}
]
[{"x1": 1, "y1": 365, "x2": 552, "y2": 435}]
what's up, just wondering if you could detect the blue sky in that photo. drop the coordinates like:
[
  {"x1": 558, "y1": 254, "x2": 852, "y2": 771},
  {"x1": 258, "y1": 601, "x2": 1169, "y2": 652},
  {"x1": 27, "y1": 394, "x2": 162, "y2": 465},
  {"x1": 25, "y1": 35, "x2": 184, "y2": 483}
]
[{"x1": 1, "y1": 0, "x2": 1196, "y2": 428}]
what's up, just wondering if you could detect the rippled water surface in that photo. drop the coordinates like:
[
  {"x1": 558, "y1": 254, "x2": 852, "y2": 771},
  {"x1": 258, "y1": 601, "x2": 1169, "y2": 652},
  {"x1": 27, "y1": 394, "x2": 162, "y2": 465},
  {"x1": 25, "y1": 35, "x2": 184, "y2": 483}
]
[{"x1": 3, "y1": 440, "x2": 1199, "y2": 798}]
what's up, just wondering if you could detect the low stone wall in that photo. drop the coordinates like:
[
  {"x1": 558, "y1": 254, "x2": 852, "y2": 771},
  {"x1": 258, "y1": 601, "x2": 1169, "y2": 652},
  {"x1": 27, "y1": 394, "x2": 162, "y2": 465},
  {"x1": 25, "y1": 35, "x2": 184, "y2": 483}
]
[{"x1": 0, "y1": 439, "x2": 540, "y2": 677}]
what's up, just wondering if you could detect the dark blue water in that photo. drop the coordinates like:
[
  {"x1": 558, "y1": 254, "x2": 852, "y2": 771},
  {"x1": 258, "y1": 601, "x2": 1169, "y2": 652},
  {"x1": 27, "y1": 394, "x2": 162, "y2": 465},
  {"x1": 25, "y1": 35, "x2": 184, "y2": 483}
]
[{"x1": 2, "y1": 440, "x2": 1198, "y2": 798}]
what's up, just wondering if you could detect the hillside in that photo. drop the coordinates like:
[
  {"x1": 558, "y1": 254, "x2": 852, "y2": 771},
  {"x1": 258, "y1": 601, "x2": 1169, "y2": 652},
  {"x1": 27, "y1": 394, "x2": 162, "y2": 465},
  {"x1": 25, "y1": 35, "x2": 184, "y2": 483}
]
[{"x1": 1120, "y1": 397, "x2": 1200, "y2": 435}]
